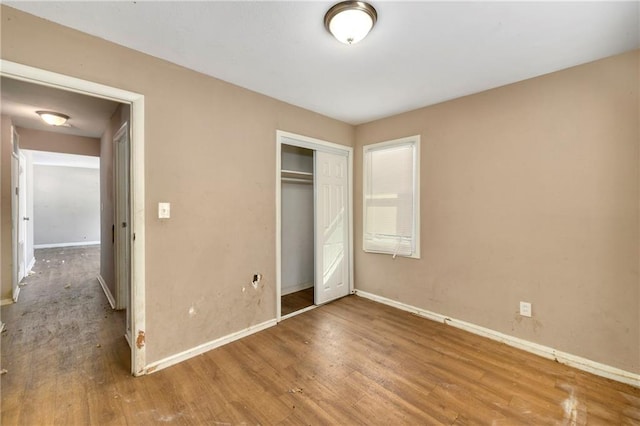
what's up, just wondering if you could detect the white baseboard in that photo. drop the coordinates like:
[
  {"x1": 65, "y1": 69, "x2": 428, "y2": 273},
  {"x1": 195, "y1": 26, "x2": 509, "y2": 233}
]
[
  {"x1": 282, "y1": 282, "x2": 313, "y2": 296},
  {"x1": 281, "y1": 304, "x2": 317, "y2": 320},
  {"x1": 143, "y1": 318, "x2": 278, "y2": 374},
  {"x1": 34, "y1": 241, "x2": 100, "y2": 249},
  {"x1": 2, "y1": 286, "x2": 19, "y2": 305},
  {"x1": 97, "y1": 275, "x2": 116, "y2": 309},
  {"x1": 355, "y1": 290, "x2": 640, "y2": 388},
  {"x1": 26, "y1": 257, "x2": 35, "y2": 274}
]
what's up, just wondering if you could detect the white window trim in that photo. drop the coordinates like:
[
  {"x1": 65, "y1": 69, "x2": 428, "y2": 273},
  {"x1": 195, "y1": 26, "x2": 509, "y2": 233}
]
[{"x1": 363, "y1": 135, "x2": 420, "y2": 259}]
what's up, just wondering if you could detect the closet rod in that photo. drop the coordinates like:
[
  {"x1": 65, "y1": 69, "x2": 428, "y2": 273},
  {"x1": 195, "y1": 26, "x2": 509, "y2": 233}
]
[
  {"x1": 282, "y1": 177, "x2": 313, "y2": 184},
  {"x1": 281, "y1": 169, "x2": 313, "y2": 177}
]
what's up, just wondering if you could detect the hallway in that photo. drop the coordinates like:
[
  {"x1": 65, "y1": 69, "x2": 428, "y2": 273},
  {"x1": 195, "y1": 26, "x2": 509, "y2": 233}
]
[{"x1": 0, "y1": 246, "x2": 129, "y2": 424}]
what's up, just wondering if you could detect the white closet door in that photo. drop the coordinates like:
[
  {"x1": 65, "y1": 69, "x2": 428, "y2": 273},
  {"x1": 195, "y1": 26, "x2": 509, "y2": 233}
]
[{"x1": 315, "y1": 151, "x2": 349, "y2": 305}]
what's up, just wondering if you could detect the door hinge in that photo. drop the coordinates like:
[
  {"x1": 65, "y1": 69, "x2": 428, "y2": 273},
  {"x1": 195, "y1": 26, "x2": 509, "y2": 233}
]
[
  {"x1": 133, "y1": 233, "x2": 136, "y2": 241},
  {"x1": 15, "y1": 187, "x2": 18, "y2": 196}
]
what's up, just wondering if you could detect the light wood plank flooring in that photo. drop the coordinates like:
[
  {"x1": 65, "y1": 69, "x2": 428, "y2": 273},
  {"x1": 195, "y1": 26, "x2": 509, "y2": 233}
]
[
  {"x1": 2, "y1": 247, "x2": 639, "y2": 424},
  {"x1": 281, "y1": 287, "x2": 314, "y2": 316}
]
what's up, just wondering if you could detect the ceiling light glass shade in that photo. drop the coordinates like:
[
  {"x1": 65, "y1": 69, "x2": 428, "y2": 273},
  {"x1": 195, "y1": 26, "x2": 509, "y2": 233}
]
[
  {"x1": 36, "y1": 111, "x2": 69, "y2": 126},
  {"x1": 325, "y1": 1, "x2": 377, "y2": 45}
]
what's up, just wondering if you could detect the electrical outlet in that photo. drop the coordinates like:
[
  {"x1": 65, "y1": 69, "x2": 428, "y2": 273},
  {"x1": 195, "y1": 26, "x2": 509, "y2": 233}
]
[{"x1": 519, "y1": 301, "x2": 532, "y2": 317}]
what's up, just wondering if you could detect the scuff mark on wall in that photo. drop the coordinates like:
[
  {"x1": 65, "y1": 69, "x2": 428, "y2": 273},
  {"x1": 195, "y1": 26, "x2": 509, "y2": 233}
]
[
  {"x1": 252, "y1": 273, "x2": 262, "y2": 289},
  {"x1": 242, "y1": 273, "x2": 268, "y2": 328},
  {"x1": 136, "y1": 330, "x2": 145, "y2": 349},
  {"x1": 512, "y1": 313, "x2": 544, "y2": 334}
]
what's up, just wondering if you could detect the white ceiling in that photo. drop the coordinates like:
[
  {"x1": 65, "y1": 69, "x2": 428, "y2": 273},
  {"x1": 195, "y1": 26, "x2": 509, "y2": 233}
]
[
  {"x1": 1, "y1": 77, "x2": 120, "y2": 138},
  {"x1": 6, "y1": 1, "x2": 640, "y2": 125}
]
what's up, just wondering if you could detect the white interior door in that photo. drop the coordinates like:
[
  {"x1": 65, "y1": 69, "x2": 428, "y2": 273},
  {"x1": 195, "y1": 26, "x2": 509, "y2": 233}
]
[
  {"x1": 18, "y1": 151, "x2": 27, "y2": 283},
  {"x1": 315, "y1": 151, "x2": 349, "y2": 305},
  {"x1": 11, "y1": 152, "x2": 19, "y2": 301},
  {"x1": 114, "y1": 122, "x2": 131, "y2": 340}
]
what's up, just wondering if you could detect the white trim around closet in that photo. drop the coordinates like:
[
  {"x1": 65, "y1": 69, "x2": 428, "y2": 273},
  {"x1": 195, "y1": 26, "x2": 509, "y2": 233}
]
[{"x1": 275, "y1": 130, "x2": 354, "y2": 322}]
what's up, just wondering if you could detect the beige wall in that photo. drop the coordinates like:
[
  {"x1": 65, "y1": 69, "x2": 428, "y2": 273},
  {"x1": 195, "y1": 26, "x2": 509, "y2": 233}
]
[
  {"x1": 0, "y1": 116, "x2": 13, "y2": 301},
  {"x1": 355, "y1": 51, "x2": 640, "y2": 374},
  {"x1": 16, "y1": 127, "x2": 100, "y2": 156},
  {"x1": 0, "y1": 6, "x2": 354, "y2": 363}
]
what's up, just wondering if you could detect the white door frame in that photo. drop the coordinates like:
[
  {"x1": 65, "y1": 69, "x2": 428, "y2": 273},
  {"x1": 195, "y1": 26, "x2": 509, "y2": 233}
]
[
  {"x1": 1, "y1": 60, "x2": 147, "y2": 376},
  {"x1": 275, "y1": 130, "x2": 354, "y2": 321}
]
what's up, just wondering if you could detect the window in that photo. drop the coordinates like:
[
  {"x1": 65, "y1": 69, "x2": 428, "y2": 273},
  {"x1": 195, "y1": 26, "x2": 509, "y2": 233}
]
[{"x1": 363, "y1": 135, "x2": 420, "y2": 258}]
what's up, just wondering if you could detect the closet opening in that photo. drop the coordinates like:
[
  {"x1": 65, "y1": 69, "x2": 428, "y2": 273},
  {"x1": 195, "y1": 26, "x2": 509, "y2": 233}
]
[
  {"x1": 276, "y1": 130, "x2": 354, "y2": 321},
  {"x1": 281, "y1": 145, "x2": 315, "y2": 316}
]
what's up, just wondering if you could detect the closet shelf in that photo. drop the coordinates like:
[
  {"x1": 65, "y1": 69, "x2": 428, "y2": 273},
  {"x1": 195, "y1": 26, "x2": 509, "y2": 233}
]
[
  {"x1": 281, "y1": 169, "x2": 313, "y2": 181},
  {"x1": 282, "y1": 177, "x2": 313, "y2": 184}
]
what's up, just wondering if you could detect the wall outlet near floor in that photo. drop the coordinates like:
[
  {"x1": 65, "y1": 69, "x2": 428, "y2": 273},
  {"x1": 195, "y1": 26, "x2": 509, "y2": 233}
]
[{"x1": 519, "y1": 301, "x2": 532, "y2": 317}]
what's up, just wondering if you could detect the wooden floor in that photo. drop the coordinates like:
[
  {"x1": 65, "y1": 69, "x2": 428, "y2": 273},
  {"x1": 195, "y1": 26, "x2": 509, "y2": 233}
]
[
  {"x1": 281, "y1": 287, "x2": 314, "y2": 316},
  {"x1": 2, "y1": 247, "x2": 639, "y2": 425}
]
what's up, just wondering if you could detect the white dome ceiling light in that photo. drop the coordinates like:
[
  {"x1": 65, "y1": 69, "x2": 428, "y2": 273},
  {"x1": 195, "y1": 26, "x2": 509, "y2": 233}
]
[
  {"x1": 36, "y1": 111, "x2": 70, "y2": 126},
  {"x1": 324, "y1": 1, "x2": 377, "y2": 45}
]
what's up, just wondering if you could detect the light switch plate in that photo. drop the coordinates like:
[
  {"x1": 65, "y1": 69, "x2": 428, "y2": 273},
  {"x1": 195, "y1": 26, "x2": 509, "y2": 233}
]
[
  {"x1": 519, "y1": 301, "x2": 532, "y2": 317},
  {"x1": 158, "y1": 202, "x2": 170, "y2": 219}
]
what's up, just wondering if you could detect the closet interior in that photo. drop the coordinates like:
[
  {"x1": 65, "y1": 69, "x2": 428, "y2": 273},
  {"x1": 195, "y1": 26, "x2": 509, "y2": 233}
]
[{"x1": 280, "y1": 145, "x2": 315, "y2": 316}]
